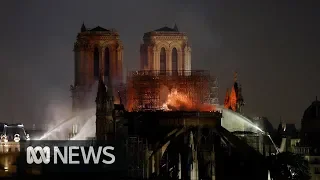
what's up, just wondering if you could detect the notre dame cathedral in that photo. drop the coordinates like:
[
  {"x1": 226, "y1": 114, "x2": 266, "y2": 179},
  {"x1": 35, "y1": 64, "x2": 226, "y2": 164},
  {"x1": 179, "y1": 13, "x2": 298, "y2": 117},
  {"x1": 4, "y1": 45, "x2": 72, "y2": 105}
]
[{"x1": 71, "y1": 23, "x2": 197, "y2": 140}]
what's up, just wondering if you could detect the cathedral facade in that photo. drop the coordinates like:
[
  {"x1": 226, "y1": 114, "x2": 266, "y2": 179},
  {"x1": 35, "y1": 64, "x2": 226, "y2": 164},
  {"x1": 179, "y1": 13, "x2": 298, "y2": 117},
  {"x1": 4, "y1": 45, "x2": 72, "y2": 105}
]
[
  {"x1": 72, "y1": 24, "x2": 123, "y2": 111},
  {"x1": 140, "y1": 25, "x2": 191, "y2": 72}
]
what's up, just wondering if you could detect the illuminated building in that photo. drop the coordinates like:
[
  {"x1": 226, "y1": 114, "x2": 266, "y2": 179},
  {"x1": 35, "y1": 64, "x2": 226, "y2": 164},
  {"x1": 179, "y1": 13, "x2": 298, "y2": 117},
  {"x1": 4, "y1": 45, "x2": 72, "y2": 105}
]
[
  {"x1": 71, "y1": 23, "x2": 124, "y2": 112},
  {"x1": 127, "y1": 25, "x2": 219, "y2": 111},
  {"x1": 126, "y1": 70, "x2": 218, "y2": 111},
  {"x1": 140, "y1": 24, "x2": 191, "y2": 72}
]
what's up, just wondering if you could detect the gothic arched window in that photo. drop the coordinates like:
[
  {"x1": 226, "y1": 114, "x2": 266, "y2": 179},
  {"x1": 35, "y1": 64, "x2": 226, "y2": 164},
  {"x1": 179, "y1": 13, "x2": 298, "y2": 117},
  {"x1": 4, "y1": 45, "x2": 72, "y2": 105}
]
[
  {"x1": 160, "y1": 47, "x2": 166, "y2": 72},
  {"x1": 104, "y1": 47, "x2": 110, "y2": 77},
  {"x1": 172, "y1": 48, "x2": 178, "y2": 72},
  {"x1": 94, "y1": 47, "x2": 99, "y2": 79}
]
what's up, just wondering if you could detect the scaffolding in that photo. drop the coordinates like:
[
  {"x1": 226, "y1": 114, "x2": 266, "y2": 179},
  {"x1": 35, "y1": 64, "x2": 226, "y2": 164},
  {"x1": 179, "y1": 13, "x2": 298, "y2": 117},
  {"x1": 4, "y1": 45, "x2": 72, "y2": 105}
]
[
  {"x1": 210, "y1": 77, "x2": 219, "y2": 105},
  {"x1": 126, "y1": 70, "x2": 219, "y2": 111}
]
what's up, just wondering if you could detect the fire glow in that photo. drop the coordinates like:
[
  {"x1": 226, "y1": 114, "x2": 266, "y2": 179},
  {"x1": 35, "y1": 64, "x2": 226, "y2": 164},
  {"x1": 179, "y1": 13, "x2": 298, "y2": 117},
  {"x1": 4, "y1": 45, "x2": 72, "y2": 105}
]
[{"x1": 162, "y1": 89, "x2": 215, "y2": 112}]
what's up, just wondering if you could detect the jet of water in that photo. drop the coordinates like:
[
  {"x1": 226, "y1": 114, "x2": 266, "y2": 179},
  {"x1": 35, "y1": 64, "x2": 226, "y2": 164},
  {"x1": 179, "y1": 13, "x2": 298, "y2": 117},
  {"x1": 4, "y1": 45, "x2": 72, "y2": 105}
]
[
  {"x1": 216, "y1": 105, "x2": 264, "y2": 133},
  {"x1": 217, "y1": 105, "x2": 279, "y2": 153},
  {"x1": 70, "y1": 115, "x2": 96, "y2": 140},
  {"x1": 38, "y1": 109, "x2": 95, "y2": 140},
  {"x1": 39, "y1": 116, "x2": 77, "y2": 140}
]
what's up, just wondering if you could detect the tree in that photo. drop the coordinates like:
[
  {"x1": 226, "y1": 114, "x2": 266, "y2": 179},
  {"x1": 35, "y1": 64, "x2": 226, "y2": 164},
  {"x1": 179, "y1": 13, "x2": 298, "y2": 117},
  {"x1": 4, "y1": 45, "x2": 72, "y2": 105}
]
[{"x1": 267, "y1": 152, "x2": 310, "y2": 180}]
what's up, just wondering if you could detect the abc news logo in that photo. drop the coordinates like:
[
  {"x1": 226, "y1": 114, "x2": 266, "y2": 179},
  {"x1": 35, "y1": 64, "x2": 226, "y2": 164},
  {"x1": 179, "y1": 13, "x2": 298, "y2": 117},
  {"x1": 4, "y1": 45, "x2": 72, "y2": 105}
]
[{"x1": 26, "y1": 146, "x2": 115, "y2": 165}]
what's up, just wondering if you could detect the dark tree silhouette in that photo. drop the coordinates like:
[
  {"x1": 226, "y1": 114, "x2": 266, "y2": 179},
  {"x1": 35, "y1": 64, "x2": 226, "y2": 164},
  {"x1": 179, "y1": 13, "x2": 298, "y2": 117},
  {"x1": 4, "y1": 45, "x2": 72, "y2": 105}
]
[{"x1": 267, "y1": 152, "x2": 310, "y2": 180}]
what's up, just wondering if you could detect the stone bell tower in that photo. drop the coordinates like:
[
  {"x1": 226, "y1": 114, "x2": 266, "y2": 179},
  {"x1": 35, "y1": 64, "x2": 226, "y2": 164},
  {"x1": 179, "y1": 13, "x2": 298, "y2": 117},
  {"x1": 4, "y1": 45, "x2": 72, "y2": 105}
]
[
  {"x1": 140, "y1": 24, "x2": 191, "y2": 73},
  {"x1": 71, "y1": 23, "x2": 123, "y2": 113}
]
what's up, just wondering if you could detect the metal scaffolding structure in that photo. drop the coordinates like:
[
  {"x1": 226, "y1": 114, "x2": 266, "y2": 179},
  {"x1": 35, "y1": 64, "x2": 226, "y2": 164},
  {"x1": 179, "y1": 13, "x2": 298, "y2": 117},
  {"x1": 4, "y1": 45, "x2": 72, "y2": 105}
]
[
  {"x1": 210, "y1": 77, "x2": 219, "y2": 105},
  {"x1": 126, "y1": 70, "x2": 219, "y2": 111}
]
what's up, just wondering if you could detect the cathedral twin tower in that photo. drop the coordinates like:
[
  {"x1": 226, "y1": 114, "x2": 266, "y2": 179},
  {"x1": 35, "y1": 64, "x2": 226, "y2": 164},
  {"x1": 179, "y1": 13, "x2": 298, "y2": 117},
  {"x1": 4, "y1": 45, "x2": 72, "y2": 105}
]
[
  {"x1": 72, "y1": 23, "x2": 192, "y2": 111},
  {"x1": 140, "y1": 25, "x2": 191, "y2": 72},
  {"x1": 73, "y1": 24, "x2": 124, "y2": 87}
]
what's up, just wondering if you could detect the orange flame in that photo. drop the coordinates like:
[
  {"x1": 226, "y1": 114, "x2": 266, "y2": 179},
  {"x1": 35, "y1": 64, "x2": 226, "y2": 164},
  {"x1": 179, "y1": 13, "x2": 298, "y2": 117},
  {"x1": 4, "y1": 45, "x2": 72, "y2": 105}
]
[
  {"x1": 162, "y1": 89, "x2": 215, "y2": 112},
  {"x1": 224, "y1": 87, "x2": 237, "y2": 111},
  {"x1": 224, "y1": 89, "x2": 230, "y2": 109},
  {"x1": 229, "y1": 86, "x2": 237, "y2": 111}
]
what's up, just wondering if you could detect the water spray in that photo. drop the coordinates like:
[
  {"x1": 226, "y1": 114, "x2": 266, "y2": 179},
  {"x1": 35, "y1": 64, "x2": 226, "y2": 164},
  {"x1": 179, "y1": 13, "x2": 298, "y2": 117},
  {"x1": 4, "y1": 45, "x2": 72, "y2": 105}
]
[
  {"x1": 217, "y1": 105, "x2": 280, "y2": 154},
  {"x1": 39, "y1": 109, "x2": 95, "y2": 140}
]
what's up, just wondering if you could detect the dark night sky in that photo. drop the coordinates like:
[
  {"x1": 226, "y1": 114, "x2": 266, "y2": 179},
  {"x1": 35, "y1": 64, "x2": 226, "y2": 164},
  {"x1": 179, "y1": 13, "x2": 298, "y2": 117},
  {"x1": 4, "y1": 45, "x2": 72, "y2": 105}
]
[{"x1": 0, "y1": 0, "x2": 319, "y2": 129}]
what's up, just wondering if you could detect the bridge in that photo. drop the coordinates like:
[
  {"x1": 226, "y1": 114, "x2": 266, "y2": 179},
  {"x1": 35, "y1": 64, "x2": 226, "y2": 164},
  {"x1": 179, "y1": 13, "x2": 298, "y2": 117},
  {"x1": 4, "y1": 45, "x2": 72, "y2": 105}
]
[{"x1": 125, "y1": 108, "x2": 274, "y2": 180}]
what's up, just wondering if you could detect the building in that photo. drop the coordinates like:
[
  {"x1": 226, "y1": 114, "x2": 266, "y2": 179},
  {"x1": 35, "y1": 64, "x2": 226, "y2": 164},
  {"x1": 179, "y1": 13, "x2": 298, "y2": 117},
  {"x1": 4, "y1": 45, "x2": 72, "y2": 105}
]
[
  {"x1": 276, "y1": 122, "x2": 300, "y2": 153},
  {"x1": 231, "y1": 117, "x2": 276, "y2": 156},
  {"x1": 253, "y1": 117, "x2": 274, "y2": 134},
  {"x1": 126, "y1": 25, "x2": 218, "y2": 111},
  {"x1": 140, "y1": 24, "x2": 191, "y2": 72},
  {"x1": 71, "y1": 23, "x2": 124, "y2": 111},
  {"x1": 295, "y1": 97, "x2": 320, "y2": 180},
  {"x1": 280, "y1": 98, "x2": 320, "y2": 180},
  {"x1": 277, "y1": 122, "x2": 298, "y2": 138},
  {"x1": 300, "y1": 97, "x2": 320, "y2": 146}
]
